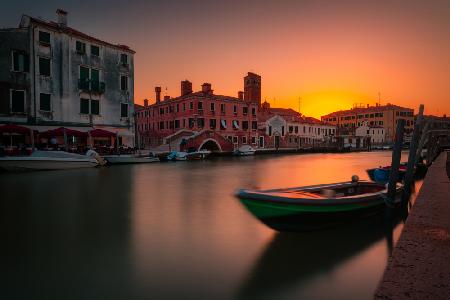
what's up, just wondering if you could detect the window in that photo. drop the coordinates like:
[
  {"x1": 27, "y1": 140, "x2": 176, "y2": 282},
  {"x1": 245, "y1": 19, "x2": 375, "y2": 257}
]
[
  {"x1": 40, "y1": 93, "x2": 51, "y2": 111},
  {"x1": 242, "y1": 121, "x2": 249, "y2": 130},
  {"x1": 121, "y1": 103, "x2": 128, "y2": 117},
  {"x1": 176, "y1": 104, "x2": 179, "y2": 113},
  {"x1": 76, "y1": 41, "x2": 86, "y2": 54},
  {"x1": 91, "y1": 99, "x2": 100, "y2": 115},
  {"x1": 80, "y1": 98, "x2": 89, "y2": 114},
  {"x1": 39, "y1": 57, "x2": 51, "y2": 76},
  {"x1": 233, "y1": 105, "x2": 237, "y2": 114},
  {"x1": 159, "y1": 121, "x2": 164, "y2": 130},
  {"x1": 175, "y1": 120, "x2": 180, "y2": 129},
  {"x1": 39, "y1": 31, "x2": 50, "y2": 45},
  {"x1": 91, "y1": 45, "x2": 100, "y2": 56},
  {"x1": 268, "y1": 126, "x2": 272, "y2": 136},
  {"x1": 198, "y1": 101, "x2": 203, "y2": 110},
  {"x1": 252, "y1": 107, "x2": 256, "y2": 116},
  {"x1": 210, "y1": 102, "x2": 215, "y2": 111},
  {"x1": 289, "y1": 126, "x2": 293, "y2": 133},
  {"x1": 159, "y1": 107, "x2": 164, "y2": 115},
  {"x1": 281, "y1": 126, "x2": 285, "y2": 136},
  {"x1": 11, "y1": 90, "x2": 25, "y2": 113},
  {"x1": 12, "y1": 51, "x2": 29, "y2": 72},
  {"x1": 233, "y1": 136, "x2": 238, "y2": 143},
  {"x1": 220, "y1": 119, "x2": 227, "y2": 130},
  {"x1": 220, "y1": 103, "x2": 225, "y2": 113},
  {"x1": 120, "y1": 75, "x2": 128, "y2": 91},
  {"x1": 209, "y1": 119, "x2": 216, "y2": 129},
  {"x1": 120, "y1": 54, "x2": 128, "y2": 65},
  {"x1": 197, "y1": 118, "x2": 205, "y2": 128},
  {"x1": 252, "y1": 121, "x2": 257, "y2": 130},
  {"x1": 183, "y1": 103, "x2": 186, "y2": 112},
  {"x1": 189, "y1": 118, "x2": 195, "y2": 128},
  {"x1": 242, "y1": 136, "x2": 247, "y2": 144},
  {"x1": 252, "y1": 136, "x2": 256, "y2": 144},
  {"x1": 189, "y1": 102, "x2": 194, "y2": 110},
  {"x1": 243, "y1": 107, "x2": 248, "y2": 115}
]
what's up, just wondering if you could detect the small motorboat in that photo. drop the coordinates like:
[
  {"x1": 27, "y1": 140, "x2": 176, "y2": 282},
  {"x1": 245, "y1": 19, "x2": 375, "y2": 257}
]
[
  {"x1": 167, "y1": 151, "x2": 188, "y2": 161},
  {"x1": 0, "y1": 150, "x2": 99, "y2": 171},
  {"x1": 234, "y1": 145, "x2": 256, "y2": 156},
  {"x1": 366, "y1": 165, "x2": 407, "y2": 184},
  {"x1": 235, "y1": 177, "x2": 403, "y2": 232},
  {"x1": 103, "y1": 154, "x2": 160, "y2": 164},
  {"x1": 185, "y1": 150, "x2": 211, "y2": 160}
]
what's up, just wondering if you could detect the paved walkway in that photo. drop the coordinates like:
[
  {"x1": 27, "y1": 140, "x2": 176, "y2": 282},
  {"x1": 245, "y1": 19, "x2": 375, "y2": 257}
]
[{"x1": 375, "y1": 151, "x2": 450, "y2": 299}]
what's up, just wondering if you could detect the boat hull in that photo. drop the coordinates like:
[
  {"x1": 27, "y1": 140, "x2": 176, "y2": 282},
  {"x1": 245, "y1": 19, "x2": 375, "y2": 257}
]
[
  {"x1": 237, "y1": 182, "x2": 403, "y2": 232},
  {"x1": 0, "y1": 157, "x2": 98, "y2": 171}
]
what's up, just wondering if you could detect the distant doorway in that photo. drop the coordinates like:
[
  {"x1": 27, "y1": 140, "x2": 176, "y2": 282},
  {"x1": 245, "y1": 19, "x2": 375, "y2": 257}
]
[{"x1": 275, "y1": 135, "x2": 280, "y2": 149}]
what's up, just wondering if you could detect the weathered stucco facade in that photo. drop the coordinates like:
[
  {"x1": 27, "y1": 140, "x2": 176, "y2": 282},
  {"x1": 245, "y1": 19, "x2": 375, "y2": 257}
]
[{"x1": 0, "y1": 10, "x2": 135, "y2": 146}]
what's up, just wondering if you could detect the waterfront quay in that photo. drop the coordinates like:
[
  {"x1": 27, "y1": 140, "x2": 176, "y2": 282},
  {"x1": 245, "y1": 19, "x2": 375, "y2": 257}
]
[
  {"x1": 376, "y1": 150, "x2": 450, "y2": 299},
  {"x1": 0, "y1": 151, "x2": 420, "y2": 300}
]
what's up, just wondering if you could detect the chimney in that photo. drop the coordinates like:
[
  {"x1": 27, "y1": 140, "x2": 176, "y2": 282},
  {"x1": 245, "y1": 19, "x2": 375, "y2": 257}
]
[
  {"x1": 181, "y1": 80, "x2": 192, "y2": 96},
  {"x1": 367, "y1": 104, "x2": 370, "y2": 108},
  {"x1": 164, "y1": 95, "x2": 171, "y2": 101},
  {"x1": 144, "y1": 99, "x2": 148, "y2": 107},
  {"x1": 238, "y1": 91, "x2": 244, "y2": 100},
  {"x1": 56, "y1": 9, "x2": 68, "y2": 27},
  {"x1": 201, "y1": 83, "x2": 212, "y2": 94},
  {"x1": 155, "y1": 87, "x2": 161, "y2": 103}
]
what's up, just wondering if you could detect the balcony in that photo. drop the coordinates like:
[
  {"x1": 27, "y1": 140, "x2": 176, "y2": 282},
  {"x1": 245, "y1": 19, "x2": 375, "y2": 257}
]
[{"x1": 78, "y1": 79, "x2": 105, "y2": 94}]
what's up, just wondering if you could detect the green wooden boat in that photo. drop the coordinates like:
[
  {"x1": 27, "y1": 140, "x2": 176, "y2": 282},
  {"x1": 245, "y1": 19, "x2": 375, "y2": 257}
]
[{"x1": 236, "y1": 179, "x2": 403, "y2": 232}]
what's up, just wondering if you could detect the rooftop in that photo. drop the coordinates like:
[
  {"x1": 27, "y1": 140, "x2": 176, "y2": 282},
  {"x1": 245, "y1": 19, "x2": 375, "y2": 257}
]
[
  {"x1": 20, "y1": 14, "x2": 135, "y2": 54},
  {"x1": 322, "y1": 104, "x2": 413, "y2": 118}
]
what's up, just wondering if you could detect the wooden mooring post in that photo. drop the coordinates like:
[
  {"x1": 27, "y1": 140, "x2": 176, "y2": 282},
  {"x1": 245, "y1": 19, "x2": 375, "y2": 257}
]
[
  {"x1": 387, "y1": 119, "x2": 405, "y2": 204},
  {"x1": 402, "y1": 105, "x2": 424, "y2": 200}
]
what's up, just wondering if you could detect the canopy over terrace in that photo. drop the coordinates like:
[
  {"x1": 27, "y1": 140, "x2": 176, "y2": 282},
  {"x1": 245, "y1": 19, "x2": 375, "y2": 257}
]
[{"x1": 0, "y1": 124, "x2": 37, "y2": 153}]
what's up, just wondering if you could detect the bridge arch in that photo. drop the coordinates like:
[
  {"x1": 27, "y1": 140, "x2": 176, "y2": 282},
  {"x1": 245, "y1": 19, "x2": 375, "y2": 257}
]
[{"x1": 198, "y1": 138, "x2": 222, "y2": 152}]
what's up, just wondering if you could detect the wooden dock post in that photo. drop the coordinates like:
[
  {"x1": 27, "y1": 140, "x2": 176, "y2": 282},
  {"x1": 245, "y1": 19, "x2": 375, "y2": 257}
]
[
  {"x1": 402, "y1": 105, "x2": 424, "y2": 200},
  {"x1": 387, "y1": 119, "x2": 405, "y2": 204}
]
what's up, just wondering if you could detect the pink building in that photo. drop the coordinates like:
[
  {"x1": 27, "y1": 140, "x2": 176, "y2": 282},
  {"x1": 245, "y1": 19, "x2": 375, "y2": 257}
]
[{"x1": 136, "y1": 74, "x2": 260, "y2": 152}]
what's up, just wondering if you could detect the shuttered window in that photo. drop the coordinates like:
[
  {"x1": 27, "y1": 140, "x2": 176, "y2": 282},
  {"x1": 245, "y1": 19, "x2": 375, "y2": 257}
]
[
  {"x1": 39, "y1": 57, "x2": 51, "y2": 76},
  {"x1": 80, "y1": 98, "x2": 89, "y2": 114},
  {"x1": 91, "y1": 99, "x2": 99, "y2": 115},
  {"x1": 40, "y1": 93, "x2": 51, "y2": 111},
  {"x1": 12, "y1": 51, "x2": 29, "y2": 72},
  {"x1": 39, "y1": 31, "x2": 50, "y2": 45},
  {"x1": 121, "y1": 103, "x2": 128, "y2": 117},
  {"x1": 11, "y1": 90, "x2": 25, "y2": 113}
]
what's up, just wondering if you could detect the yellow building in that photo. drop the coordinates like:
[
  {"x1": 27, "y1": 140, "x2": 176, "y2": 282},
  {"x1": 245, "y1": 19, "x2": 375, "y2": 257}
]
[{"x1": 321, "y1": 103, "x2": 414, "y2": 143}]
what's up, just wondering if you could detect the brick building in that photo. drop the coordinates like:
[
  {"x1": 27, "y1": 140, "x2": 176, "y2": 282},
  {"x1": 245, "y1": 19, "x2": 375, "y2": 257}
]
[
  {"x1": 136, "y1": 74, "x2": 259, "y2": 151},
  {"x1": 321, "y1": 103, "x2": 414, "y2": 143}
]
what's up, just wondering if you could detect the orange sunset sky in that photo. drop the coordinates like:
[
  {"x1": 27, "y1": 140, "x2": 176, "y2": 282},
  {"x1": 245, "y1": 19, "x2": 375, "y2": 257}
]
[{"x1": 4, "y1": 0, "x2": 450, "y2": 118}]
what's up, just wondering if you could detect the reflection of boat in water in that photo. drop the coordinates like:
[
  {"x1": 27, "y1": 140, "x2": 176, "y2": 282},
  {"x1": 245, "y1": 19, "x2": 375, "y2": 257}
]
[
  {"x1": 236, "y1": 178, "x2": 403, "y2": 231},
  {"x1": 103, "y1": 154, "x2": 160, "y2": 164},
  {"x1": 237, "y1": 215, "x2": 402, "y2": 300},
  {"x1": 0, "y1": 150, "x2": 99, "y2": 171}
]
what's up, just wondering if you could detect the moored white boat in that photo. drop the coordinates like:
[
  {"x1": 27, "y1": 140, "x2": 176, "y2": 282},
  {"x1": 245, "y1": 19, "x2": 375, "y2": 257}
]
[
  {"x1": 103, "y1": 154, "x2": 160, "y2": 164},
  {"x1": 185, "y1": 150, "x2": 211, "y2": 160},
  {"x1": 0, "y1": 151, "x2": 99, "y2": 171},
  {"x1": 167, "y1": 151, "x2": 188, "y2": 161},
  {"x1": 234, "y1": 145, "x2": 256, "y2": 156}
]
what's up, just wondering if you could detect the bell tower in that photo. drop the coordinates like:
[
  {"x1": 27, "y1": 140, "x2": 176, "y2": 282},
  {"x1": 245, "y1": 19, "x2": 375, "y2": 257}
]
[{"x1": 244, "y1": 72, "x2": 261, "y2": 107}]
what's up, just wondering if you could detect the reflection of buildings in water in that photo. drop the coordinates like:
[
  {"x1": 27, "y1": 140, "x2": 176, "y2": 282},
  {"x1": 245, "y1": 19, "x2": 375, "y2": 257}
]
[
  {"x1": 0, "y1": 167, "x2": 135, "y2": 299},
  {"x1": 237, "y1": 215, "x2": 403, "y2": 300}
]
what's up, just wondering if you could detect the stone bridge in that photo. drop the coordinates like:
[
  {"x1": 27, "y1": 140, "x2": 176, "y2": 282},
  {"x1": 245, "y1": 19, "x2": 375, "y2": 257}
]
[{"x1": 179, "y1": 130, "x2": 234, "y2": 153}]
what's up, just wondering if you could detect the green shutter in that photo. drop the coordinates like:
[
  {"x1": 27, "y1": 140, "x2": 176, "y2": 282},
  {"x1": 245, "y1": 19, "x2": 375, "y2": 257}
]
[
  {"x1": 91, "y1": 100, "x2": 99, "y2": 115},
  {"x1": 39, "y1": 93, "x2": 51, "y2": 111},
  {"x1": 80, "y1": 98, "x2": 89, "y2": 114},
  {"x1": 39, "y1": 57, "x2": 50, "y2": 76},
  {"x1": 11, "y1": 90, "x2": 25, "y2": 113}
]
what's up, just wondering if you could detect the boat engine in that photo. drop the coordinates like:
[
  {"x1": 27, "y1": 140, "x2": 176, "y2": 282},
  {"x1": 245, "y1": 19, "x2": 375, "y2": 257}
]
[{"x1": 86, "y1": 150, "x2": 107, "y2": 166}]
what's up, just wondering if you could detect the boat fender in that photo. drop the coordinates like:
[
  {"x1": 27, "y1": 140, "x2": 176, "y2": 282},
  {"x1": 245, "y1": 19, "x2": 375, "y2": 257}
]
[
  {"x1": 86, "y1": 150, "x2": 107, "y2": 166},
  {"x1": 351, "y1": 175, "x2": 359, "y2": 182}
]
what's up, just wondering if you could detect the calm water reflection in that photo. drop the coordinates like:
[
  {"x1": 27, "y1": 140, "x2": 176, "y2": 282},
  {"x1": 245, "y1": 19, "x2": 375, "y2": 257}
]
[{"x1": 0, "y1": 151, "x2": 421, "y2": 300}]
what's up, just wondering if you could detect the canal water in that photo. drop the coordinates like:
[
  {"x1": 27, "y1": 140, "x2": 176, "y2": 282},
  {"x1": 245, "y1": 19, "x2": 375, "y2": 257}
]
[{"x1": 0, "y1": 151, "x2": 422, "y2": 300}]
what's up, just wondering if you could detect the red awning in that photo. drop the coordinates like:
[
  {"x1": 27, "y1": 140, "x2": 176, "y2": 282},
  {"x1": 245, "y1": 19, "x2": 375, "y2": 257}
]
[
  {"x1": 40, "y1": 127, "x2": 88, "y2": 137},
  {"x1": 89, "y1": 128, "x2": 116, "y2": 138},
  {"x1": 0, "y1": 124, "x2": 33, "y2": 135}
]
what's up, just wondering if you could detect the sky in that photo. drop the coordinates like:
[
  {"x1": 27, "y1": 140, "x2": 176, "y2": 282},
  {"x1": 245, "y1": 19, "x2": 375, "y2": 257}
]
[{"x1": 2, "y1": 0, "x2": 450, "y2": 118}]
